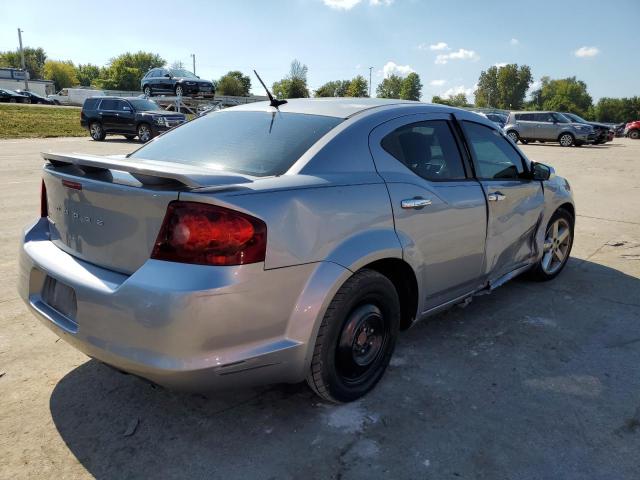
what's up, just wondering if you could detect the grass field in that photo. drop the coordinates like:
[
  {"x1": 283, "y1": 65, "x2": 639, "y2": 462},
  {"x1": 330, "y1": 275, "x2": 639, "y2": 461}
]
[{"x1": 0, "y1": 104, "x2": 85, "y2": 139}]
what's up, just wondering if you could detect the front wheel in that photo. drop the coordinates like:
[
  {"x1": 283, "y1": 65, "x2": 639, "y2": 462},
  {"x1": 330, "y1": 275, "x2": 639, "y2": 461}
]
[
  {"x1": 629, "y1": 130, "x2": 640, "y2": 140},
  {"x1": 529, "y1": 208, "x2": 574, "y2": 281},
  {"x1": 143, "y1": 85, "x2": 152, "y2": 97},
  {"x1": 559, "y1": 133, "x2": 574, "y2": 147},
  {"x1": 175, "y1": 85, "x2": 184, "y2": 97},
  {"x1": 306, "y1": 269, "x2": 400, "y2": 403},
  {"x1": 137, "y1": 123, "x2": 153, "y2": 142}
]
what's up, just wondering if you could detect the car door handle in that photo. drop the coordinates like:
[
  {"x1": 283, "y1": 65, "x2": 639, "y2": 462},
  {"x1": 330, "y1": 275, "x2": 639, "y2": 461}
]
[
  {"x1": 487, "y1": 192, "x2": 506, "y2": 202},
  {"x1": 401, "y1": 197, "x2": 432, "y2": 209}
]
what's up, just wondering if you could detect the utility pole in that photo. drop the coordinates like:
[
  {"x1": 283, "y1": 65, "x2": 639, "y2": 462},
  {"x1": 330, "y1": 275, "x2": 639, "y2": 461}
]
[
  {"x1": 191, "y1": 54, "x2": 196, "y2": 75},
  {"x1": 17, "y1": 28, "x2": 29, "y2": 91},
  {"x1": 369, "y1": 66, "x2": 373, "y2": 97}
]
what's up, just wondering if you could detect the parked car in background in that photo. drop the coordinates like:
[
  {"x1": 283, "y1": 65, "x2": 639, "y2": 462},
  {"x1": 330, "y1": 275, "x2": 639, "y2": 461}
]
[
  {"x1": 81, "y1": 96, "x2": 187, "y2": 142},
  {"x1": 0, "y1": 88, "x2": 29, "y2": 103},
  {"x1": 561, "y1": 112, "x2": 613, "y2": 144},
  {"x1": 141, "y1": 68, "x2": 214, "y2": 98},
  {"x1": 14, "y1": 89, "x2": 55, "y2": 105},
  {"x1": 21, "y1": 98, "x2": 575, "y2": 402},
  {"x1": 472, "y1": 111, "x2": 508, "y2": 129},
  {"x1": 625, "y1": 120, "x2": 640, "y2": 139},
  {"x1": 613, "y1": 123, "x2": 626, "y2": 137},
  {"x1": 504, "y1": 111, "x2": 595, "y2": 147},
  {"x1": 48, "y1": 88, "x2": 105, "y2": 106}
]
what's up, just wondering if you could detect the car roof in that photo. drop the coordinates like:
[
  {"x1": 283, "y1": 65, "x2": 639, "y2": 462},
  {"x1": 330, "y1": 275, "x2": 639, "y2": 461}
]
[{"x1": 229, "y1": 97, "x2": 424, "y2": 119}]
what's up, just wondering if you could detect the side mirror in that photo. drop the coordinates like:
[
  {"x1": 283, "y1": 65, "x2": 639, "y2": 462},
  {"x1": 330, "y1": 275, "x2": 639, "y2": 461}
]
[{"x1": 532, "y1": 162, "x2": 554, "y2": 181}]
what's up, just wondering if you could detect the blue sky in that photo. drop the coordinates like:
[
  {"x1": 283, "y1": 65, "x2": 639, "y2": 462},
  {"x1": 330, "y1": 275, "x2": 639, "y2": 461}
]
[{"x1": 2, "y1": 0, "x2": 638, "y2": 101}]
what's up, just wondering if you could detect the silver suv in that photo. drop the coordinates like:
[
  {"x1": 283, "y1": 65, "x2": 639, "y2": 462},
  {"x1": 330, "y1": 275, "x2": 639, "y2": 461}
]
[{"x1": 504, "y1": 111, "x2": 595, "y2": 147}]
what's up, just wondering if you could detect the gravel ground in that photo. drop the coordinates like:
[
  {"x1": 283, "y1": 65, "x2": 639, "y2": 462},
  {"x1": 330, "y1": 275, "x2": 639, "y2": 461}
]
[{"x1": 0, "y1": 136, "x2": 639, "y2": 480}]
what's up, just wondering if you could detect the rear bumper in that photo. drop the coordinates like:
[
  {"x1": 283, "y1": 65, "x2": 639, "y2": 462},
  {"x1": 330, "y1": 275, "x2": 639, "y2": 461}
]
[{"x1": 19, "y1": 218, "x2": 346, "y2": 391}]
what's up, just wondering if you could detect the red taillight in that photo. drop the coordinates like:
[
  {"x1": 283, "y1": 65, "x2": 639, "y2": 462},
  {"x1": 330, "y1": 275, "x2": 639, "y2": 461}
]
[
  {"x1": 151, "y1": 201, "x2": 267, "y2": 266},
  {"x1": 40, "y1": 180, "x2": 48, "y2": 217}
]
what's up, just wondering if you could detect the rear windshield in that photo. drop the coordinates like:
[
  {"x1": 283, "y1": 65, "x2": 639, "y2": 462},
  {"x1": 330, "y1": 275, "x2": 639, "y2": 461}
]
[{"x1": 130, "y1": 111, "x2": 343, "y2": 176}]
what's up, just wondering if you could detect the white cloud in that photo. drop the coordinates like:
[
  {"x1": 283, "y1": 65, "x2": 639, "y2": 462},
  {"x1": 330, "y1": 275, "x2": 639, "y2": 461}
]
[
  {"x1": 441, "y1": 85, "x2": 476, "y2": 99},
  {"x1": 429, "y1": 42, "x2": 450, "y2": 51},
  {"x1": 429, "y1": 79, "x2": 446, "y2": 87},
  {"x1": 322, "y1": 0, "x2": 392, "y2": 9},
  {"x1": 382, "y1": 61, "x2": 414, "y2": 78},
  {"x1": 435, "y1": 48, "x2": 478, "y2": 64},
  {"x1": 494, "y1": 62, "x2": 508, "y2": 68},
  {"x1": 510, "y1": 38, "x2": 519, "y2": 46},
  {"x1": 574, "y1": 46, "x2": 599, "y2": 57}
]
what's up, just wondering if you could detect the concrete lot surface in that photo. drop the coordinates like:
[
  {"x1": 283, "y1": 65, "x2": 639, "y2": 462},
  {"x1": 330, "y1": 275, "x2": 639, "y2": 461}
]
[{"x1": 1, "y1": 136, "x2": 639, "y2": 479}]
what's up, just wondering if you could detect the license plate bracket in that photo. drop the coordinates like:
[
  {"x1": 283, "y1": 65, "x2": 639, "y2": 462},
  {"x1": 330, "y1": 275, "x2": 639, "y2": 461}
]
[{"x1": 42, "y1": 276, "x2": 77, "y2": 319}]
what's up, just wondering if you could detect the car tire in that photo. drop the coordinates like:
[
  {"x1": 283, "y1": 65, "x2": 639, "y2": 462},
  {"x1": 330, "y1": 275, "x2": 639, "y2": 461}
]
[
  {"x1": 89, "y1": 122, "x2": 106, "y2": 141},
  {"x1": 54, "y1": 100, "x2": 60, "y2": 105},
  {"x1": 529, "y1": 208, "x2": 574, "y2": 281},
  {"x1": 143, "y1": 85, "x2": 152, "y2": 97},
  {"x1": 506, "y1": 130, "x2": 519, "y2": 144},
  {"x1": 306, "y1": 269, "x2": 401, "y2": 403},
  {"x1": 137, "y1": 123, "x2": 153, "y2": 143},
  {"x1": 9, "y1": 98, "x2": 16, "y2": 103},
  {"x1": 558, "y1": 133, "x2": 574, "y2": 147},
  {"x1": 124, "y1": 134, "x2": 136, "y2": 141},
  {"x1": 175, "y1": 85, "x2": 184, "y2": 97},
  {"x1": 520, "y1": 139, "x2": 529, "y2": 144},
  {"x1": 629, "y1": 130, "x2": 640, "y2": 140}
]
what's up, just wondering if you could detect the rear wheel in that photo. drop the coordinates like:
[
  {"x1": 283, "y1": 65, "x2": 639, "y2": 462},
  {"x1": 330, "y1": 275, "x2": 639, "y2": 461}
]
[
  {"x1": 559, "y1": 133, "x2": 574, "y2": 147},
  {"x1": 529, "y1": 208, "x2": 574, "y2": 281},
  {"x1": 89, "y1": 122, "x2": 105, "y2": 141},
  {"x1": 137, "y1": 123, "x2": 152, "y2": 142},
  {"x1": 306, "y1": 269, "x2": 400, "y2": 403},
  {"x1": 630, "y1": 130, "x2": 640, "y2": 140}
]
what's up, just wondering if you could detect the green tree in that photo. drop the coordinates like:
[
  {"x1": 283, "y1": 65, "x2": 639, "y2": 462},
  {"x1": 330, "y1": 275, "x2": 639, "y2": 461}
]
[
  {"x1": 216, "y1": 71, "x2": 251, "y2": 96},
  {"x1": 43, "y1": 60, "x2": 79, "y2": 90},
  {"x1": 400, "y1": 72, "x2": 422, "y2": 100},
  {"x1": 272, "y1": 59, "x2": 310, "y2": 99},
  {"x1": 315, "y1": 80, "x2": 350, "y2": 97},
  {"x1": 75, "y1": 63, "x2": 101, "y2": 87},
  {"x1": 346, "y1": 75, "x2": 369, "y2": 97},
  {"x1": 0, "y1": 47, "x2": 47, "y2": 79},
  {"x1": 475, "y1": 64, "x2": 532, "y2": 109},
  {"x1": 96, "y1": 51, "x2": 165, "y2": 91},
  {"x1": 376, "y1": 74, "x2": 403, "y2": 99},
  {"x1": 594, "y1": 97, "x2": 640, "y2": 123},
  {"x1": 431, "y1": 93, "x2": 468, "y2": 107},
  {"x1": 532, "y1": 76, "x2": 593, "y2": 117}
]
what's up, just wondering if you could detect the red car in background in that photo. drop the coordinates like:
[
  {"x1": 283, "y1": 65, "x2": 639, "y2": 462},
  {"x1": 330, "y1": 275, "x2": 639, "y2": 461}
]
[{"x1": 624, "y1": 120, "x2": 640, "y2": 139}]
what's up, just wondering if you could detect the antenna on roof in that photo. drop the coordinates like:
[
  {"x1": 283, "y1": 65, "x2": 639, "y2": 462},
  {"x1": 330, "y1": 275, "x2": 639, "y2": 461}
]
[{"x1": 253, "y1": 70, "x2": 287, "y2": 108}]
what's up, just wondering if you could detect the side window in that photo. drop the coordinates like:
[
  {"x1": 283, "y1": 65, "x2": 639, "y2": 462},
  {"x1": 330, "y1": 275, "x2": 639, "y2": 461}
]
[
  {"x1": 462, "y1": 121, "x2": 526, "y2": 180},
  {"x1": 100, "y1": 99, "x2": 118, "y2": 110},
  {"x1": 534, "y1": 112, "x2": 554, "y2": 122},
  {"x1": 520, "y1": 113, "x2": 534, "y2": 121},
  {"x1": 113, "y1": 100, "x2": 128, "y2": 111},
  {"x1": 381, "y1": 120, "x2": 466, "y2": 181}
]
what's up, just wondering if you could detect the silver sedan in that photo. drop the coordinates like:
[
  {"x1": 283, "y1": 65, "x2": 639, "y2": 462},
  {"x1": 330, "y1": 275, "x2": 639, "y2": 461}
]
[{"x1": 19, "y1": 98, "x2": 574, "y2": 402}]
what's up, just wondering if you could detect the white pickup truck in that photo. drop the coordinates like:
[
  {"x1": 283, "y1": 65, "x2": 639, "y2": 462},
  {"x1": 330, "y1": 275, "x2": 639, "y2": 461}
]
[{"x1": 48, "y1": 88, "x2": 105, "y2": 106}]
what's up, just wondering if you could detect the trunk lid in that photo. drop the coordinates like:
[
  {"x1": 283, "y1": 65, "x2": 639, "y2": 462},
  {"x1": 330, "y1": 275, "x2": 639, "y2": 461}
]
[{"x1": 42, "y1": 152, "x2": 254, "y2": 274}]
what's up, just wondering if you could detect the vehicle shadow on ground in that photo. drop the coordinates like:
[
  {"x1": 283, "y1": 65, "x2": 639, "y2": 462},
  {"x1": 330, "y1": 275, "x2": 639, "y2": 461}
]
[
  {"x1": 524, "y1": 143, "x2": 619, "y2": 149},
  {"x1": 49, "y1": 258, "x2": 640, "y2": 480}
]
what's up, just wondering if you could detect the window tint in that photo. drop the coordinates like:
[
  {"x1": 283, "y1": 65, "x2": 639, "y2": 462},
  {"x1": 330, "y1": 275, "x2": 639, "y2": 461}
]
[
  {"x1": 130, "y1": 111, "x2": 342, "y2": 177},
  {"x1": 83, "y1": 98, "x2": 100, "y2": 110},
  {"x1": 462, "y1": 121, "x2": 525, "y2": 180},
  {"x1": 99, "y1": 99, "x2": 118, "y2": 110},
  {"x1": 534, "y1": 112, "x2": 555, "y2": 122},
  {"x1": 381, "y1": 120, "x2": 466, "y2": 181}
]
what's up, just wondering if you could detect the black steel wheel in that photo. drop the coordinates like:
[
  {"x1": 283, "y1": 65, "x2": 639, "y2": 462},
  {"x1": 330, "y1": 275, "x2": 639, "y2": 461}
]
[{"x1": 307, "y1": 269, "x2": 400, "y2": 403}]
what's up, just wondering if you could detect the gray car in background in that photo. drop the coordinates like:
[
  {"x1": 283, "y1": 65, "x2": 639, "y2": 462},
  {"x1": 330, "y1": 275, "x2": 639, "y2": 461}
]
[
  {"x1": 504, "y1": 111, "x2": 595, "y2": 146},
  {"x1": 19, "y1": 98, "x2": 575, "y2": 403}
]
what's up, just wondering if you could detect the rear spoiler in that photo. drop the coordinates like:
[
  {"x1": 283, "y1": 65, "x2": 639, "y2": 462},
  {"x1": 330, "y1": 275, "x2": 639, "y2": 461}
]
[{"x1": 42, "y1": 152, "x2": 254, "y2": 189}]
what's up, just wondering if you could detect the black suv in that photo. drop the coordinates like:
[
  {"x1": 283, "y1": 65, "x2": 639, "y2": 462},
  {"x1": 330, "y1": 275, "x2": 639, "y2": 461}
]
[
  {"x1": 561, "y1": 112, "x2": 613, "y2": 145},
  {"x1": 81, "y1": 97, "x2": 186, "y2": 142},
  {"x1": 140, "y1": 68, "x2": 214, "y2": 98}
]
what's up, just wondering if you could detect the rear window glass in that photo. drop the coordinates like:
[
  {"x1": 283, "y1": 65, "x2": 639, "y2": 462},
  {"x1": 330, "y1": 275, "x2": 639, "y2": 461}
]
[
  {"x1": 130, "y1": 111, "x2": 343, "y2": 176},
  {"x1": 83, "y1": 98, "x2": 100, "y2": 110}
]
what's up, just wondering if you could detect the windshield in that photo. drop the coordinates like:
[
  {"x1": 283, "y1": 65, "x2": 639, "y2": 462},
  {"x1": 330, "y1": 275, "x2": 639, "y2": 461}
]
[
  {"x1": 129, "y1": 99, "x2": 162, "y2": 111},
  {"x1": 130, "y1": 111, "x2": 343, "y2": 176},
  {"x1": 170, "y1": 69, "x2": 198, "y2": 79},
  {"x1": 565, "y1": 113, "x2": 588, "y2": 124}
]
